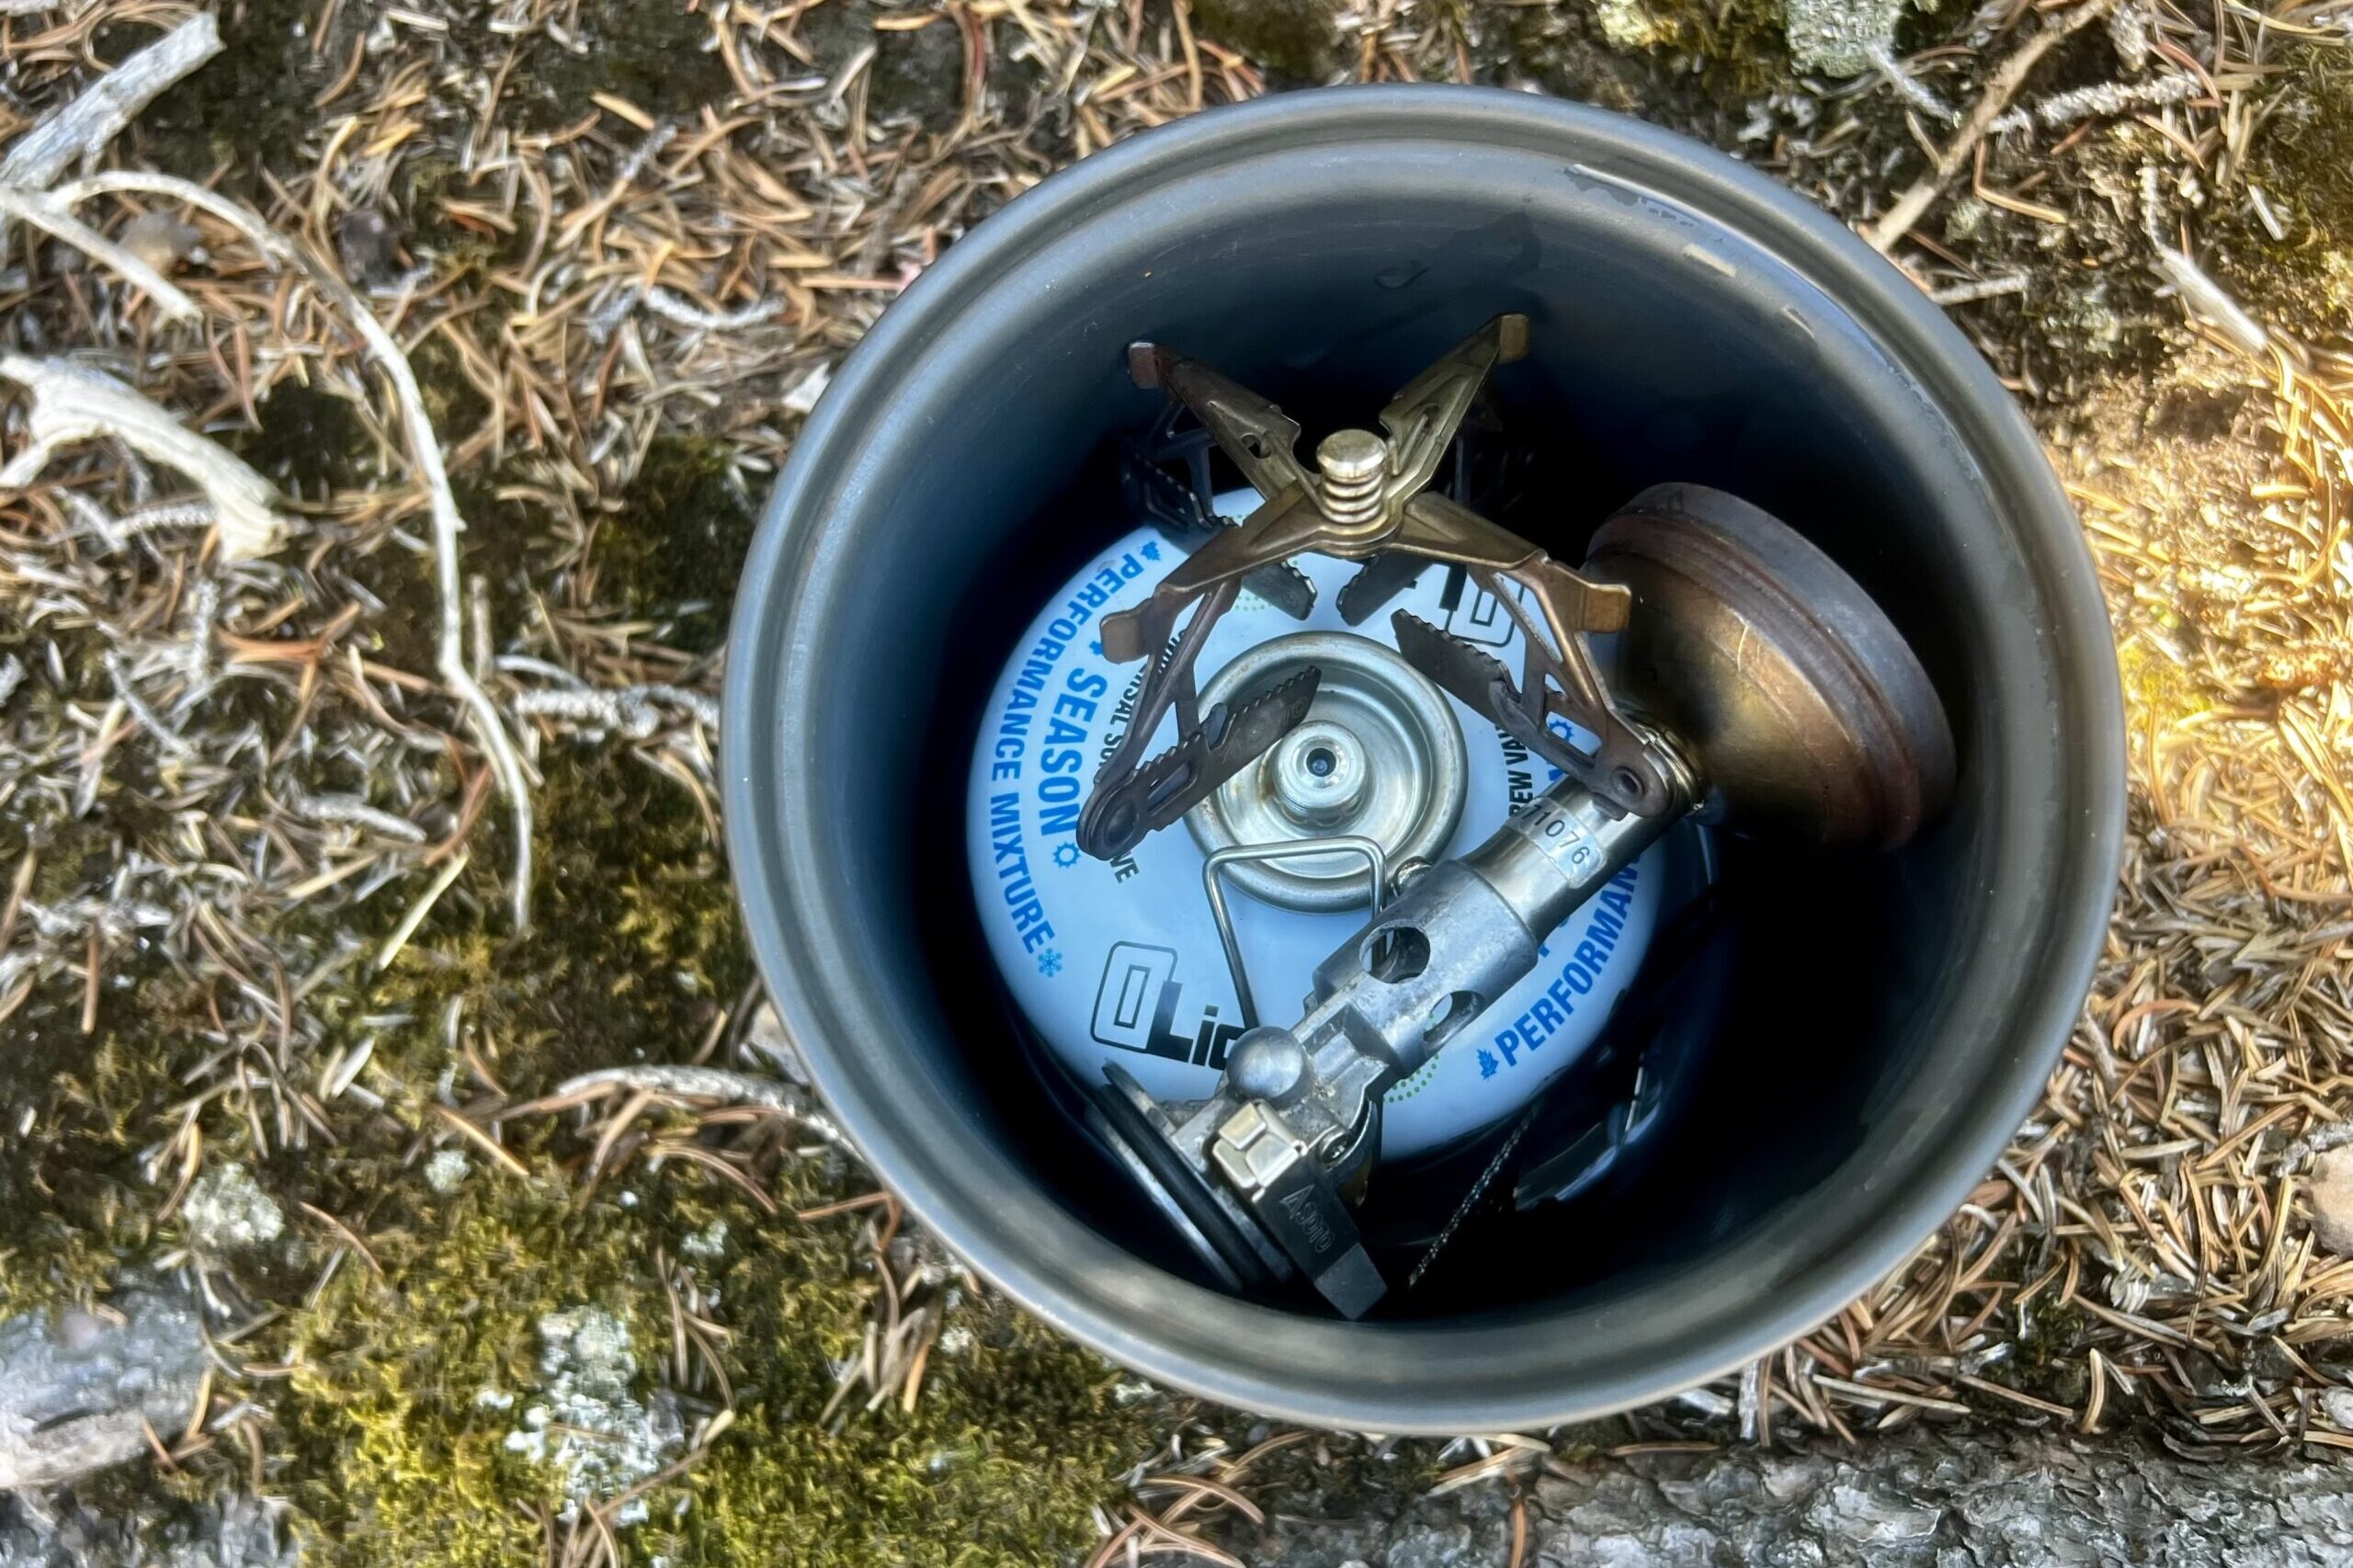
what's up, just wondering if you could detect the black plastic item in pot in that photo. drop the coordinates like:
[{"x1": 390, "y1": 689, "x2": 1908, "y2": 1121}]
[{"x1": 722, "y1": 86, "x2": 2124, "y2": 1435}]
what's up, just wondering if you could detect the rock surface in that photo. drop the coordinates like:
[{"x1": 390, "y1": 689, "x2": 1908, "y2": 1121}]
[
  {"x1": 0, "y1": 1293, "x2": 208, "y2": 1491},
  {"x1": 1230, "y1": 1426, "x2": 2353, "y2": 1567},
  {"x1": 0, "y1": 1494, "x2": 294, "y2": 1568}
]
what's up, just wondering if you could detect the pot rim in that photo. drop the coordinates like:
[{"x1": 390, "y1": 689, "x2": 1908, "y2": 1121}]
[{"x1": 722, "y1": 84, "x2": 2125, "y2": 1433}]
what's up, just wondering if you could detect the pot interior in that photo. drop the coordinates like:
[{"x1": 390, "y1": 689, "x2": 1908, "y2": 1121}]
[{"x1": 745, "y1": 110, "x2": 2101, "y2": 1404}]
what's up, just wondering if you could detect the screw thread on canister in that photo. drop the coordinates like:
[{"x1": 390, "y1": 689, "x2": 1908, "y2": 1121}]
[{"x1": 1315, "y1": 429, "x2": 1389, "y2": 528}]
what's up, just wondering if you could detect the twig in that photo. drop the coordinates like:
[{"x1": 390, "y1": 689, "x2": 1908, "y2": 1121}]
[
  {"x1": 551, "y1": 1065, "x2": 854, "y2": 1150},
  {"x1": 0, "y1": 355, "x2": 285, "y2": 559},
  {"x1": 0, "y1": 186, "x2": 199, "y2": 320},
  {"x1": 554, "y1": 1065, "x2": 798, "y2": 1114},
  {"x1": 47, "y1": 170, "x2": 539, "y2": 929},
  {"x1": 2153, "y1": 246, "x2": 2271, "y2": 355},
  {"x1": 0, "y1": 14, "x2": 221, "y2": 191},
  {"x1": 1864, "y1": 0, "x2": 2124, "y2": 254},
  {"x1": 296, "y1": 793, "x2": 428, "y2": 844},
  {"x1": 1865, "y1": 40, "x2": 1957, "y2": 123},
  {"x1": 1992, "y1": 72, "x2": 2203, "y2": 135},
  {"x1": 511, "y1": 682, "x2": 719, "y2": 735},
  {"x1": 374, "y1": 849, "x2": 468, "y2": 971},
  {"x1": 0, "y1": 11, "x2": 219, "y2": 232},
  {"x1": 1929, "y1": 273, "x2": 2032, "y2": 305},
  {"x1": 642, "y1": 286, "x2": 783, "y2": 334}
]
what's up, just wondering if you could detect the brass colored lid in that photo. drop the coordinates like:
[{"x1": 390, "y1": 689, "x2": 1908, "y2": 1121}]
[{"x1": 1586, "y1": 484, "x2": 1956, "y2": 849}]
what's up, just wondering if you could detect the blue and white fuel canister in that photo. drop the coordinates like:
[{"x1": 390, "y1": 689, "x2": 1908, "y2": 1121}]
[{"x1": 966, "y1": 495, "x2": 1693, "y2": 1164}]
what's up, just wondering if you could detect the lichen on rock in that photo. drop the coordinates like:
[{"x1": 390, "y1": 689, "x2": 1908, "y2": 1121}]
[
  {"x1": 1782, "y1": 0, "x2": 1904, "y2": 75},
  {"x1": 504, "y1": 1306, "x2": 683, "y2": 1528},
  {"x1": 178, "y1": 1163, "x2": 285, "y2": 1256},
  {"x1": 424, "y1": 1150, "x2": 471, "y2": 1196},
  {"x1": 1595, "y1": 0, "x2": 1671, "y2": 51}
]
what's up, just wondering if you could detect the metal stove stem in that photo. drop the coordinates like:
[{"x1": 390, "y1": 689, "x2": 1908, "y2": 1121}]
[{"x1": 1112, "y1": 744, "x2": 1699, "y2": 1317}]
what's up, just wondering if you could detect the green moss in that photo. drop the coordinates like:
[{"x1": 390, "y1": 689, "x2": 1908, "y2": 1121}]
[
  {"x1": 664, "y1": 1256, "x2": 1166, "y2": 1565},
  {"x1": 590, "y1": 437, "x2": 760, "y2": 655},
  {"x1": 2115, "y1": 630, "x2": 2215, "y2": 736},
  {"x1": 2004, "y1": 1296, "x2": 2092, "y2": 1408},
  {"x1": 135, "y1": 0, "x2": 344, "y2": 185},
  {"x1": 1650, "y1": 0, "x2": 1792, "y2": 101},
  {"x1": 411, "y1": 335, "x2": 494, "y2": 443},
  {"x1": 0, "y1": 679, "x2": 194, "y2": 1313},
  {"x1": 2225, "y1": 46, "x2": 2353, "y2": 331},
  {"x1": 0, "y1": 962, "x2": 182, "y2": 1317},
  {"x1": 0, "y1": 656, "x2": 184, "y2": 1315},
  {"x1": 504, "y1": 0, "x2": 733, "y2": 134},
  {"x1": 522, "y1": 744, "x2": 755, "y2": 1069},
  {"x1": 1192, "y1": 0, "x2": 1347, "y2": 82},
  {"x1": 232, "y1": 379, "x2": 382, "y2": 501},
  {"x1": 276, "y1": 1141, "x2": 1165, "y2": 1568},
  {"x1": 0, "y1": 460, "x2": 1137, "y2": 1564},
  {"x1": 1493, "y1": 0, "x2": 1786, "y2": 118},
  {"x1": 256, "y1": 713, "x2": 1166, "y2": 1564},
  {"x1": 278, "y1": 1185, "x2": 654, "y2": 1563},
  {"x1": 274, "y1": 737, "x2": 746, "y2": 1116}
]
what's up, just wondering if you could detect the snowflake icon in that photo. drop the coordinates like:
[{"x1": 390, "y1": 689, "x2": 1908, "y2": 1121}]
[
  {"x1": 1089, "y1": 640, "x2": 1103, "y2": 657},
  {"x1": 1476, "y1": 1047, "x2": 1500, "y2": 1081},
  {"x1": 1037, "y1": 949, "x2": 1063, "y2": 977},
  {"x1": 1052, "y1": 842, "x2": 1081, "y2": 868}
]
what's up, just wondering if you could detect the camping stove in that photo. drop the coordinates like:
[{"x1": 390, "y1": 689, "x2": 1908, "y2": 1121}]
[{"x1": 969, "y1": 316, "x2": 1956, "y2": 1317}]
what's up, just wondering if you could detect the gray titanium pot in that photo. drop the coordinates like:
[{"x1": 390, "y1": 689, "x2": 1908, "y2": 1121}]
[{"x1": 722, "y1": 86, "x2": 2125, "y2": 1434}]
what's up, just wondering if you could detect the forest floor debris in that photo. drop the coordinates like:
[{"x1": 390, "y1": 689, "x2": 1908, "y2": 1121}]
[{"x1": 2, "y1": 0, "x2": 2352, "y2": 1563}]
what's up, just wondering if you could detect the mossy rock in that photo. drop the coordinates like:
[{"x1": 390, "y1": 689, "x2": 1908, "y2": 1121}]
[
  {"x1": 2224, "y1": 45, "x2": 2353, "y2": 333},
  {"x1": 502, "y1": 0, "x2": 733, "y2": 134},
  {"x1": 589, "y1": 437, "x2": 761, "y2": 656},
  {"x1": 252, "y1": 732, "x2": 1171, "y2": 1563},
  {"x1": 1192, "y1": 0, "x2": 1349, "y2": 82},
  {"x1": 276, "y1": 1134, "x2": 1167, "y2": 1565},
  {"x1": 134, "y1": 0, "x2": 346, "y2": 185}
]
